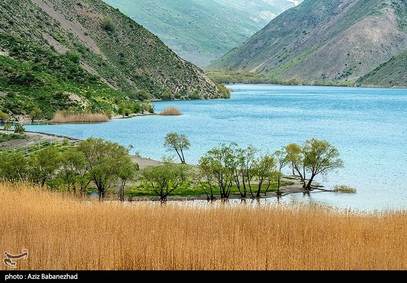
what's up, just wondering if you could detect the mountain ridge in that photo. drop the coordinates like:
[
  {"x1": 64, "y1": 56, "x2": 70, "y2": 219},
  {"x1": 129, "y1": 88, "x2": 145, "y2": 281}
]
[
  {"x1": 210, "y1": 0, "x2": 407, "y2": 87},
  {"x1": 0, "y1": 0, "x2": 226, "y2": 119}
]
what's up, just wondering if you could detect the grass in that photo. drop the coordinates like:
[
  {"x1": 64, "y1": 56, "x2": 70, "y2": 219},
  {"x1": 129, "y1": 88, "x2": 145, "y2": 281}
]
[
  {"x1": 159, "y1": 107, "x2": 182, "y2": 116},
  {"x1": 1, "y1": 182, "x2": 406, "y2": 270},
  {"x1": 51, "y1": 111, "x2": 110, "y2": 124}
]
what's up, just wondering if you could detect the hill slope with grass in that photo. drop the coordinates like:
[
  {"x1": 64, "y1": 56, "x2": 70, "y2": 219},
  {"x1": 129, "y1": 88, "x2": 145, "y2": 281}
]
[
  {"x1": 0, "y1": 0, "x2": 226, "y2": 120},
  {"x1": 104, "y1": 0, "x2": 300, "y2": 67},
  {"x1": 210, "y1": 0, "x2": 407, "y2": 87}
]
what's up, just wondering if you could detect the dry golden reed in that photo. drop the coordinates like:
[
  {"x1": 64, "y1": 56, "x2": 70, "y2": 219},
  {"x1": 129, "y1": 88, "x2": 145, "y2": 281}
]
[
  {"x1": 0, "y1": 182, "x2": 406, "y2": 270},
  {"x1": 159, "y1": 107, "x2": 182, "y2": 116},
  {"x1": 51, "y1": 111, "x2": 110, "y2": 124}
]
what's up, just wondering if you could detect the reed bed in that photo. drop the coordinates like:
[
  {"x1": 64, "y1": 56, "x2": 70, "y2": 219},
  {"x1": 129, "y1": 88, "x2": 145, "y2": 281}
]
[
  {"x1": 51, "y1": 111, "x2": 110, "y2": 124},
  {"x1": 159, "y1": 107, "x2": 182, "y2": 116},
  {"x1": 0, "y1": 182, "x2": 406, "y2": 270}
]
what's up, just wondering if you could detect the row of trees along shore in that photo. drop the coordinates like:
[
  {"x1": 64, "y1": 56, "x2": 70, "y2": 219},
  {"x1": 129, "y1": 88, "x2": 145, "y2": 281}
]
[{"x1": 0, "y1": 132, "x2": 344, "y2": 202}]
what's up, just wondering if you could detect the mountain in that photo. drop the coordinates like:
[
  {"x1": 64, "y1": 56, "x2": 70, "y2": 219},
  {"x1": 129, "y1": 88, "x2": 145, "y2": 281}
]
[
  {"x1": 0, "y1": 0, "x2": 226, "y2": 120},
  {"x1": 103, "y1": 0, "x2": 301, "y2": 67},
  {"x1": 210, "y1": 0, "x2": 407, "y2": 87}
]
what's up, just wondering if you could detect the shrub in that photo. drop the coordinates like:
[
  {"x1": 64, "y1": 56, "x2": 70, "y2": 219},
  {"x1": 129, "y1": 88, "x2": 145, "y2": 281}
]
[
  {"x1": 14, "y1": 123, "x2": 25, "y2": 134},
  {"x1": 101, "y1": 17, "x2": 115, "y2": 33},
  {"x1": 159, "y1": 107, "x2": 182, "y2": 116},
  {"x1": 0, "y1": 111, "x2": 9, "y2": 123},
  {"x1": 334, "y1": 185, "x2": 357, "y2": 194}
]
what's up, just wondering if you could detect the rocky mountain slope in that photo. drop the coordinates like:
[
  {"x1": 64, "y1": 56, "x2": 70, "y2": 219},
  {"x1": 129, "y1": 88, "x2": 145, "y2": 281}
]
[
  {"x1": 210, "y1": 0, "x2": 407, "y2": 87},
  {"x1": 0, "y1": 0, "x2": 226, "y2": 119},
  {"x1": 104, "y1": 0, "x2": 300, "y2": 67}
]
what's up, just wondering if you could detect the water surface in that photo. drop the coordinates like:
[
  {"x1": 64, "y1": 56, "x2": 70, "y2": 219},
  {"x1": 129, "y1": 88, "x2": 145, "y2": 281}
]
[{"x1": 28, "y1": 84, "x2": 407, "y2": 211}]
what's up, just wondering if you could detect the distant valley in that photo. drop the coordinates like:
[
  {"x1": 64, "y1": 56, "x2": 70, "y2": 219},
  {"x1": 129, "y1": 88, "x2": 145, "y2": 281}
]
[{"x1": 104, "y1": 0, "x2": 301, "y2": 66}]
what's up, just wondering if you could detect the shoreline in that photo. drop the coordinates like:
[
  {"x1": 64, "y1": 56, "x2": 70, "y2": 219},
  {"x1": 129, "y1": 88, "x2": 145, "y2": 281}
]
[{"x1": 0, "y1": 129, "x2": 312, "y2": 199}]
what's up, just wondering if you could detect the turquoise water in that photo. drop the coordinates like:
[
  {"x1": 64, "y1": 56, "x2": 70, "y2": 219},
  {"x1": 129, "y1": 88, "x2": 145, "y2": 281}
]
[{"x1": 28, "y1": 84, "x2": 407, "y2": 211}]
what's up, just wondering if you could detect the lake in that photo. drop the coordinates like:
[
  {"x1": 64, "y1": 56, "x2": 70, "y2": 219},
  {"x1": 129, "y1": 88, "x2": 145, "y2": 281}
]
[{"x1": 27, "y1": 84, "x2": 407, "y2": 211}]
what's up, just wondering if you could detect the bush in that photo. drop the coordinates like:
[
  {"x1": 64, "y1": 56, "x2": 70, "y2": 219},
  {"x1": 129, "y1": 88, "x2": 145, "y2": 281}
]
[
  {"x1": 159, "y1": 107, "x2": 182, "y2": 116},
  {"x1": 0, "y1": 111, "x2": 9, "y2": 123},
  {"x1": 101, "y1": 17, "x2": 115, "y2": 33},
  {"x1": 137, "y1": 90, "x2": 152, "y2": 101},
  {"x1": 334, "y1": 185, "x2": 357, "y2": 194},
  {"x1": 216, "y1": 84, "x2": 231, "y2": 98},
  {"x1": 14, "y1": 123, "x2": 25, "y2": 134}
]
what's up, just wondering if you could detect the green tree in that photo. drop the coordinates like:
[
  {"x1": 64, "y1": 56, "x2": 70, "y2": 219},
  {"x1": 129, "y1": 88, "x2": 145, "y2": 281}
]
[
  {"x1": 285, "y1": 143, "x2": 306, "y2": 185},
  {"x1": 164, "y1": 132, "x2": 191, "y2": 164},
  {"x1": 142, "y1": 163, "x2": 188, "y2": 202},
  {"x1": 14, "y1": 123, "x2": 25, "y2": 134},
  {"x1": 118, "y1": 103, "x2": 131, "y2": 118},
  {"x1": 231, "y1": 144, "x2": 258, "y2": 198},
  {"x1": 253, "y1": 154, "x2": 277, "y2": 198},
  {"x1": 137, "y1": 90, "x2": 152, "y2": 101},
  {"x1": 78, "y1": 138, "x2": 132, "y2": 200},
  {"x1": 0, "y1": 111, "x2": 9, "y2": 124},
  {"x1": 273, "y1": 149, "x2": 288, "y2": 196},
  {"x1": 29, "y1": 106, "x2": 42, "y2": 123},
  {"x1": 29, "y1": 146, "x2": 61, "y2": 187},
  {"x1": 161, "y1": 89, "x2": 173, "y2": 100},
  {"x1": 0, "y1": 151, "x2": 29, "y2": 182},
  {"x1": 117, "y1": 157, "x2": 139, "y2": 202},
  {"x1": 199, "y1": 144, "x2": 235, "y2": 200},
  {"x1": 302, "y1": 139, "x2": 344, "y2": 191},
  {"x1": 58, "y1": 148, "x2": 88, "y2": 194},
  {"x1": 101, "y1": 17, "x2": 115, "y2": 33}
]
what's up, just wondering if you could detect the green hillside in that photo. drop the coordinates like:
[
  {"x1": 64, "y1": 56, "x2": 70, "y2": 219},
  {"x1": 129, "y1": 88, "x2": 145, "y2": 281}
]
[
  {"x1": 0, "y1": 0, "x2": 226, "y2": 120},
  {"x1": 358, "y1": 51, "x2": 407, "y2": 88},
  {"x1": 104, "y1": 0, "x2": 299, "y2": 67},
  {"x1": 211, "y1": 0, "x2": 407, "y2": 87}
]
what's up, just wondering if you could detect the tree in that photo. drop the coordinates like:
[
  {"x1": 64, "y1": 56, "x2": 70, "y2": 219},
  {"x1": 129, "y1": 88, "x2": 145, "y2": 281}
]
[
  {"x1": 232, "y1": 145, "x2": 257, "y2": 198},
  {"x1": 302, "y1": 139, "x2": 344, "y2": 191},
  {"x1": 142, "y1": 163, "x2": 188, "y2": 202},
  {"x1": 101, "y1": 17, "x2": 115, "y2": 33},
  {"x1": 118, "y1": 103, "x2": 131, "y2": 118},
  {"x1": 29, "y1": 106, "x2": 42, "y2": 123},
  {"x1": 199, "y1": 144, "x2": 235, "y2": 200},
  {"x1": 58, "y1": 148, "x2": 88, "y2": 194},
  {"x1": 78, "y1": 139, "x2": 132, "y2": 200},
  {"x1": 29, "y1": 146, "x2": 61, "y2": 187},
  {"x1": 285, "y1": 143, "x2": 307, "y2": 186},
  {"x1": 14, "y1": 123, "x2": 25, "y2": 134},
  {"x1": 137, "y1": 90, "x2": 152, "y2": 101},
  {"x1": 117, "y1": 157, "x2": 139, "y2": 201},
  {"x1": 0, "y1": 111, "x2": 9, "y2": 124},
  {"x1": 0, "y1": 151, "x2": 29, "y2": 182},
  {"x1": 273, "y1": 149, "x2": 288, "y2": 196},
  {"x1": 253, "y1": 154, "x2": 277, "y2": 198},
  {"x1": 164, "y1": 132, "x2": 190, "y2": 164},
  {"x1": 192, "y1": 169, "x2": 217, "y2": 202}
]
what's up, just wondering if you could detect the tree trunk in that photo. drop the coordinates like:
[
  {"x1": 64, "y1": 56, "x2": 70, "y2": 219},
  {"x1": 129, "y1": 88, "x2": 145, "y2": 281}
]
[{"x1": 305, "y1": 175, "x2": 315, "y2": 191}]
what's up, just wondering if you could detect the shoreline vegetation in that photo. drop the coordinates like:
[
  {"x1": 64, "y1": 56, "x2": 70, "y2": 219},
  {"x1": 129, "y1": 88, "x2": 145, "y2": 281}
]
[
  {"x1": 159, "y1": 107, "x2": 182, "y2": 116},
  {"x1": 0, "y1": 129, "x2": 355, "y2": 202},
  {"x1": 51, "y1": 111, "x2": 110, "y2": 124},
  {"x1": 1, "y1": 182, "x2": 406, "y2": 270},
  {"x1": 206, "y1": 71, "x2": 407, "y2": 89}
]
